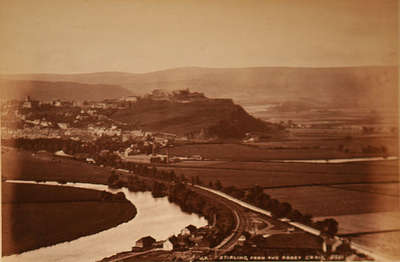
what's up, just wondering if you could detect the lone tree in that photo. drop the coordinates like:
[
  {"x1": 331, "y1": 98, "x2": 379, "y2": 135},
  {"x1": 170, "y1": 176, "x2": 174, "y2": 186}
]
[
  {"x1": 107, "y1": 170, "x2": 119, "y2": 185},
  {"x1": 215, "y1": 180, "x2": 223, "y2": 190},
  {"x1": 315, "y1": 218, "x2": 339, "y2": 237},
  {"x1": 195, "y1": 175, "x2": 202, "y2": 185}
]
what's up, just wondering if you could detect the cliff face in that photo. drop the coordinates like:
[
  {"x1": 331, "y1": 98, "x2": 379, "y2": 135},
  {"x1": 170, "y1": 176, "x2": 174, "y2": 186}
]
[{"x1": 110, "y1": 98, "x2": 279, "y2": 139}]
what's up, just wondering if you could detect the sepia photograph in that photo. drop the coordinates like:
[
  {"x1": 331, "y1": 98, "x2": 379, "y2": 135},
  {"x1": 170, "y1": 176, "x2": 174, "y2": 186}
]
[{"x1": 0, "y1": 0, "x2": 398, "y2": 261}]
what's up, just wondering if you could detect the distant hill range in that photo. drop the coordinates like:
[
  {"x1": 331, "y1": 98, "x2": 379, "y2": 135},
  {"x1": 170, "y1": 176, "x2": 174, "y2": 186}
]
[
  {"x1": 0, "y1": 79, "x2": 132, "y2": 101},
  {"x1": 1, "y1": 66, "x2": 397, "y2": 109}
]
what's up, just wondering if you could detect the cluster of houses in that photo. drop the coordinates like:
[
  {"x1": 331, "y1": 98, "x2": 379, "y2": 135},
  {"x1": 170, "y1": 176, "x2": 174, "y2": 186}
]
[
  {"x1": 132, "y1": 236, "x2": 173, "y2": 252},
  {"x1": 6, "y1": 89, "x2": 208, "y2": 112},
  {"x1": 132, "y1": 224, "x2": 214, "y2": 254},
  {"x1": 5, "y1": 95, "x2": 140, "y2": 110}
]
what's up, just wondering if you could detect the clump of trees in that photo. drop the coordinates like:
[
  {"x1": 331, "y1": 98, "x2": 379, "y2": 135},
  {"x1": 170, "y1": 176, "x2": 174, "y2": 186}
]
[
  {"x1": 361, "y1": 145, "x2": 387, "y2": 155},
  {"x1": 314, "y1": 218, "x2": 338, "y2": 237},
  {"x1": 99, "y1": 190, "x2": 129, "y2": 202},
  {"x1": 219, "y1": 184, "x2": 307, "y2": 222},
  {"x1": 211, "y1": 183, "x2": 337, "y2": 235},
  {"x1": 168, "y1": 182, "x2": 235, "y2": 246},
  {"x1": 2, "y1": 137, "x2": 133, "y2": 166},
  {"x1": 152, "y1": 181, "x2": 167, "y2": 198},
  {"x1": 105, "y1": 168, "x2": 236, "y2": 247}
]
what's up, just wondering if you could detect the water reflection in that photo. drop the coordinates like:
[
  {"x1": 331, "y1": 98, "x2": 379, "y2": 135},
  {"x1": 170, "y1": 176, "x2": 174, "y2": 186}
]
[{"x1": 4, "y1": 180, "x2": 208, "y2": 262}]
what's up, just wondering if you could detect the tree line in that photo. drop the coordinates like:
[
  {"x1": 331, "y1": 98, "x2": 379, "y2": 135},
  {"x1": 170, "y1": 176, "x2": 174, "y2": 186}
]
[
  {"x1": 209, "y1": 183, "x2": 338, "y2": 237},
  {"x1": 107, "y1": 170, "x2": 235, "y2": 248}
]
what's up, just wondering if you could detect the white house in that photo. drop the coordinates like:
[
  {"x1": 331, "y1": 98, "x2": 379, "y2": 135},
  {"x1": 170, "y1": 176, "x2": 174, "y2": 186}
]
[
  {"x1": 86, "y1": 158, "x2": 96, "y2": 164},
  {"x1": 122, "y1": 96, "x2": 139, "y2": 102},
  {"x1": 54, "y1": 150, "x2": 73, "y2": 158},
  {"x1": 57, "y1": 123, "x2": 68, "y2": 129},
  {"x1": 154, "y1": 240, "x2": 173, "y2": 251},
  {"x1": 180, "y1": 227, "x2": 191, "y2": 236}
]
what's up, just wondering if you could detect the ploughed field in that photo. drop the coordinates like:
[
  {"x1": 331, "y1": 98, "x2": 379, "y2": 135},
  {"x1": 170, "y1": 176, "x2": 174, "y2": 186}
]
[
  {"x1": 161, "y1": 135, "x2": 398, "y2": 161},
  {"x1": 158, "y1": 143, "x2": 399, "y2": 259},
  {"x1": 351, "y1": 231, "x2": 400, "y2": 260},
  {"x1": 1, "y1": 149, "x2": 137, "y2": 256},
  {"x1": 161, "y1": 160, "x2": 398, "y2": 189},
  {"x1": 3, "y1": 145, "x2": 399, "y2": 258},
  {"x1": 263, "y1": 184, "x2": 399, "y2": 217}
]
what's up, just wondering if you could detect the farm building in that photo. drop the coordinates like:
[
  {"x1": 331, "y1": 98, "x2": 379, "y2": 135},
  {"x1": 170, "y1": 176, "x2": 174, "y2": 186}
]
[
  {"x1": 135, "y1": 236, "x2": 156, "y2": 249},
  {"x1": 153, "y1": 240, "x2": 174, "y2": 251}
]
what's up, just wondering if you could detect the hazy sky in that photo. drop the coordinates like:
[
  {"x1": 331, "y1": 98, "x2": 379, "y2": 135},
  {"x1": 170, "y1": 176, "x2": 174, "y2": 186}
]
[{"x1": 0, "y1": 0, "x2": 398, "y2": 74}]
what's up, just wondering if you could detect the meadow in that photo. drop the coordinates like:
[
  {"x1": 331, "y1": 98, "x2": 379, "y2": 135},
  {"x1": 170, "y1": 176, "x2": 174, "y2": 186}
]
[
  {"x1": 352, "y1": 231, "x2": 400, "y2": 260},
  {"x1": 160, "y1": 160, "x2": 398, "y2": 189},
  {"x1": 263, "y1": 184, "x2": 399, "y2": 217}
]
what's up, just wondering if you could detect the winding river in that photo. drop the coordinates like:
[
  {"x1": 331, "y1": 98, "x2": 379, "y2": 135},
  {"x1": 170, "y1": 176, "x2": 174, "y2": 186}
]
[{"x1": 3, "y1": 180, "x2": 208, "y2": 262}]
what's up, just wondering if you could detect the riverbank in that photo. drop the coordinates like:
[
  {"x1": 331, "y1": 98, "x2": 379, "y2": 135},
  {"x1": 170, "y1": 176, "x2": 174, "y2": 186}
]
[{"x1": 2, "y1": 180, "x2": 137, "y2": 256}]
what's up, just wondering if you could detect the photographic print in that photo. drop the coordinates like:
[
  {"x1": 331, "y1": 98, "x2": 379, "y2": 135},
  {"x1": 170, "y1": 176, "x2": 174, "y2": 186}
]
[{"x1": 1, "y1": 0, "x2": 398, "y2": 261}]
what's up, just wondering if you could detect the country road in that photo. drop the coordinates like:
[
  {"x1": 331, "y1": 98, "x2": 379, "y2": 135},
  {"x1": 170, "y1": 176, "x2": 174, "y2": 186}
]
[
  {"x1": 115, "y1": 169, "x2": 393, "y2": 261},
  {"x1": 191, "y1": 185, "x2": 248, "y2": 257},
  {"x1": 113, "y1": 169, "x2": 249, "y2": 259},
  {"x1": 195, "y1": 185, "x2": 394, "y2": 262}
]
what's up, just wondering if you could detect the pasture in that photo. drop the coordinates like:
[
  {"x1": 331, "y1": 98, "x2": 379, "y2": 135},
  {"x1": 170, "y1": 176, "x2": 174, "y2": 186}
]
[{"x1": 263, "y1": 184, "x2": 399, "y2": 217}]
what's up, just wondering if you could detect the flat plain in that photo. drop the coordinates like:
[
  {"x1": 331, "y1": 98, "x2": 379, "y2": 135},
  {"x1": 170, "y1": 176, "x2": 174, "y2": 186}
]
[
  {"x1": 161, "y1": 160, "x2": 398, "y2": 189},
  {"x1": 263, "y1": 184, "x2": 399, "y2": 217},
  {"x1": 351, "y1": 231, "x2": 400, "y2": 261}
]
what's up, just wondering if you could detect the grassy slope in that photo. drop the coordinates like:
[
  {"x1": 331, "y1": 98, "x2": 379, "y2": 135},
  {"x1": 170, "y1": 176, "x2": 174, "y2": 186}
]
[
  {"x1": 110, "y1": 99, "x2": 274, "y2": 137},
  {"x1": 0, "y1": 79, "x2": 132, "y2": 101}
]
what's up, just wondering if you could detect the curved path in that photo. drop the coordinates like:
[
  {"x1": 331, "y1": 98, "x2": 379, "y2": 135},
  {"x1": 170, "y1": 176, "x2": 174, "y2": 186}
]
[
  {"x1": 3, "y1": 180, "x2": 207, "y2": 262},
  {"x1": 195, "y1": 185, "x2": 393, "y2": 262},
  {"x1": 190, "y1": 185, "x2": 248, "y2": 258}
]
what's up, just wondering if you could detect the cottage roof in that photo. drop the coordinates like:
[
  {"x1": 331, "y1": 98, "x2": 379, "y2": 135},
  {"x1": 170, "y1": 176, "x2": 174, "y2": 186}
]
[
  {"x1": 186, "y1": 224, "x2": 197, "y2": 234},
  {"x1": 137, "y1": 236, "x2": 156, "y2": 243}
]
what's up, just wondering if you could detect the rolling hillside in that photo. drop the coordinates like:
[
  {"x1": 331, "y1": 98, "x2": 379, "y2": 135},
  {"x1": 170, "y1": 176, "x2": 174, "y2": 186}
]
[
  {"x1": 0, "y1": 79, "x2": 132, "y2": 101},
  {"x1": 2, "y1": 66, "x2": 397, "y2": 108},
  {"x1": 109, "y1": 98, "x2": 280, "y2": 138}
]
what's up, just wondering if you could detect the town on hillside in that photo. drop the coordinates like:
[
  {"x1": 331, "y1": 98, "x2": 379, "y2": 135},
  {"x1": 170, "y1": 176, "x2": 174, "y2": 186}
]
[{"x1": 1, "y1": 88, "x2": 397, "y2": 262}]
